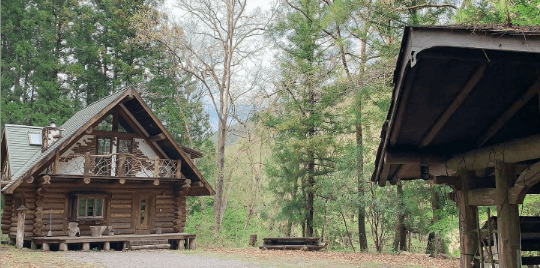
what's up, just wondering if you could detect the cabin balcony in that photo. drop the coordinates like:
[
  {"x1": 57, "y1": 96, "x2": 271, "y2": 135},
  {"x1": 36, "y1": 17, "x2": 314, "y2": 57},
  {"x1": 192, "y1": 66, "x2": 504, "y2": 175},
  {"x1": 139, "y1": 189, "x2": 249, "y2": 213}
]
[{"x1": 48, "y1": 153, "x2": 183, "y2": 180}]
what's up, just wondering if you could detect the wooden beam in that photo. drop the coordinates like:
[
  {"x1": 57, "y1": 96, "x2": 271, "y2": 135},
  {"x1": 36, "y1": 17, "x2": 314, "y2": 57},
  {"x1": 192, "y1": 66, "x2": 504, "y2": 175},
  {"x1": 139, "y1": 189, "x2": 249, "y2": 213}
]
[
  {"x1": 432, "y1": 134, "x2": 540, "y2": 175},
  {"x1": 389, "y1": 164, "x2": 413, "y2": 185},
  {"x1": 477, "y1": 78, "x2": 540, "y2": 148},
  {"x1": 509, "y1": 161, "x2": 540, "y2": 204},
  {"x1": 89, "y1": 130, "x2": 142, "y2": 139},
  {"x1": 390, "y1": 67, "x2": 418, "y2": 146},
  {"x1": 118, "y1": 104, "x2": 167, "y2": 159},
  {"x1": 386, "y1": 151, "x2": 445, "y2": 165},
  {"x1": 467, "y1": 188, "x2": 498, "y2": 206},
  {"x1": 112, "y1": 107, "x2": 119, "y2": 132},
  {"x1": 148, "y1": 133, "x2": 167, "y2": 143},
  {"x1": 495, "y1": 162, "x2": 520, "y2": 268},
  {"x1": 420, "y1": 65, "x2": 487, "y2": 148},
  {"x1": 378, "y1": 154, "x2": 391, "y2": 187}
]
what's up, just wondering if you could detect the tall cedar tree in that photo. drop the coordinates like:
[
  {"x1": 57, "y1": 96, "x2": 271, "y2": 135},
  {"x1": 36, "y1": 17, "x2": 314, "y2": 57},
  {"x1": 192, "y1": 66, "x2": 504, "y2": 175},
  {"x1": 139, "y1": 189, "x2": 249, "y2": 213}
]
[{"x1": 266, "y1": 0, "x2": 343, "y2": 237}]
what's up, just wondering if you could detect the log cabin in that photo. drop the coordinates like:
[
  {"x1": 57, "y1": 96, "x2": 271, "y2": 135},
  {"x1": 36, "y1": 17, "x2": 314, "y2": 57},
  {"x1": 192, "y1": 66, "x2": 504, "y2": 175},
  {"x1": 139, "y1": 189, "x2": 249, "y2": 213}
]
[
  {"x1": 371, "y1": 26, "x2": 540, "y2": 267},
  {"x1": 1, "y1": 87, "x2": 214, "y2": 251}
]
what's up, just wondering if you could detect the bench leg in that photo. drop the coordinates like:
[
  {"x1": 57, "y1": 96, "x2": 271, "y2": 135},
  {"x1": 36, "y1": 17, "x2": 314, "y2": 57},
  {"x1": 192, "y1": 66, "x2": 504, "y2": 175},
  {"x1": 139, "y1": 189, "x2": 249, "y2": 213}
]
[
  {"x1": 177, "y1": 239, "x2": 185, "y2": 250},
  {"x1": 42, "y1": 243, "x2": 50, "y2": 251},
  {"x1": 188, "y1": 238, "x2": 196, "y2": 250},
  {"x1": 82, "y1": 242, "x2": 90, "y2": 251},
  {"x1": 59, "y1": 243, "x2": 68, "y2": 251},
  {"x1": 104, "y1": 242, "x2": 110, "y2": 251}
]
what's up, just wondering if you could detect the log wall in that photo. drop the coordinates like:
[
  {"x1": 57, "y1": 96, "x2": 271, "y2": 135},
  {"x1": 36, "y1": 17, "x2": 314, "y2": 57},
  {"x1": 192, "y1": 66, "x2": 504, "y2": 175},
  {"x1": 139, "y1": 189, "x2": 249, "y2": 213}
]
[
  {"x1": 1, "y1": 194, "x2": 14, "y2": 234},
  {"x1": 9, "y1": 184, "x2": 37, "y2": 238},
  {"x1": 10, "y1": 179, "x2": 187, "y2": 238}
]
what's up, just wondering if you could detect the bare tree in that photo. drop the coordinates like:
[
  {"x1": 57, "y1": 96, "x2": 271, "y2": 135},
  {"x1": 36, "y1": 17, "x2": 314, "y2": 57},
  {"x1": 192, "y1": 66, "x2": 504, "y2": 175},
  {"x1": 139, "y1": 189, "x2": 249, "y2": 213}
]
[
  {"x1": 133, "y1": 0, "x2": 272, "y2": 233},
  {"x1": 170, "y1": 0, "x2": 272, "y2": 233}
]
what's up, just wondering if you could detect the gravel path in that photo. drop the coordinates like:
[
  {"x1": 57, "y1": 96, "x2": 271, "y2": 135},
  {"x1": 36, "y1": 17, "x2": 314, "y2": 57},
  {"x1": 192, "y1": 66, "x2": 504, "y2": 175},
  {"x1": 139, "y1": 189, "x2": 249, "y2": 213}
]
[{"x1": 63, "y1": 250, "x2": 267, "y2": 268}]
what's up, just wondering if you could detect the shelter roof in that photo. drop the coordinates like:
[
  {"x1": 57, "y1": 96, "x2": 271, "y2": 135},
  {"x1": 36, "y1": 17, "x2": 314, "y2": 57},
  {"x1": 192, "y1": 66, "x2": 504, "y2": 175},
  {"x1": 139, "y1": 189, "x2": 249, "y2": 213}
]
[{"x1": 372, "y1": 26, "x2": 540, "y2": 186}]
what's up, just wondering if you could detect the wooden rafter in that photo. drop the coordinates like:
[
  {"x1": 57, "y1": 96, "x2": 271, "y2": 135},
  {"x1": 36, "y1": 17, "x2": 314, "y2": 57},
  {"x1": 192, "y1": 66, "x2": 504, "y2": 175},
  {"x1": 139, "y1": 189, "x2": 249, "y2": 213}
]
[
  {"x1": 477, "y1": 78, "x2": 540, "y2": 148},
  {"x1": 118, "y1": 103, "x2": 168, "y2": 159},
  {"x1": 420, "y1": 65, "x2": 487, "y2": 148},
  {"x1": 390, "y1": 68, "x2": 418, "y2": 146}
]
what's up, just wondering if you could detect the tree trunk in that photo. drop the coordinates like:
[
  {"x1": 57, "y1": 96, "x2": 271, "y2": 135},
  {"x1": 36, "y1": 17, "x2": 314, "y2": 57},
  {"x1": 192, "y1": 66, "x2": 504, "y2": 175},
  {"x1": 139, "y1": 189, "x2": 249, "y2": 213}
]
[
  {"x1": 426, "y1": 182, "x2": 446, "y2": 256},
  {"x1": 356, "y1": 84, "x2": 368, "y2": 251},
  {"x1": 214, "y1": 117, "x2": 227, "y2": 234},
  {"x1": 393, "y1": 182, "x2": 407, "y2": 251}
]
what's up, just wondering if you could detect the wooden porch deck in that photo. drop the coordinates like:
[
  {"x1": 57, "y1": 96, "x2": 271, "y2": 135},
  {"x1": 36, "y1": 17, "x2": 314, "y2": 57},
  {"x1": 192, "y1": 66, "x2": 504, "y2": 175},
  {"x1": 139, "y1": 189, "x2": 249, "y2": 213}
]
[{"x1": 16, "y1": 233, "x2": 196, "y2": 251}]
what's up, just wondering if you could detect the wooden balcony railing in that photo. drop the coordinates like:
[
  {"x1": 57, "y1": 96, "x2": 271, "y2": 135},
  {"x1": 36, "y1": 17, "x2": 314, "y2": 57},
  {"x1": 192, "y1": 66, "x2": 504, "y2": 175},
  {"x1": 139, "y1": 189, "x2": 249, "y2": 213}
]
[{"x1": 54, "y1": 153, "x2": 182, "y2": 179}]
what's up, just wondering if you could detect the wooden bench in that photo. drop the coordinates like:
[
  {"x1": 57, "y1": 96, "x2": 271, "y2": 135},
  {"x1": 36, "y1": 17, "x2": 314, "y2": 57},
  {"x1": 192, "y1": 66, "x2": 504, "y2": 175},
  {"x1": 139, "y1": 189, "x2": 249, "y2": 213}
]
[{"x1": 260, "y1": 237, "x2": 326, "y2": 251}]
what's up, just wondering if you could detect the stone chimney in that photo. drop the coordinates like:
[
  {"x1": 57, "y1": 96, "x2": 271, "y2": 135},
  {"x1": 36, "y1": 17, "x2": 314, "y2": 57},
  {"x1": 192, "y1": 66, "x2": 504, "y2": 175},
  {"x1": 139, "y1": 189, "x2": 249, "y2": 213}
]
[{"x1": 42, "y1": 119, "x2": 63, "y2": 151}]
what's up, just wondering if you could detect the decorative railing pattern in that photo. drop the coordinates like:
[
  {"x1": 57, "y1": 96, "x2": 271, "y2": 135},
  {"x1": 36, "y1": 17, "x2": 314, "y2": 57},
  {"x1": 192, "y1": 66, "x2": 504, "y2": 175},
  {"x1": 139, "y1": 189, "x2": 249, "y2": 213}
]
[{"x1": 55, "y1": 153, "x2": 182, "y2": 179}]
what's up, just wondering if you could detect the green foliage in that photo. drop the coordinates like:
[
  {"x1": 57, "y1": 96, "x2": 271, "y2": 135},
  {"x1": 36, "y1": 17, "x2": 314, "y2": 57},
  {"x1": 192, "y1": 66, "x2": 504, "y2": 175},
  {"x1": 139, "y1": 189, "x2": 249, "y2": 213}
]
[{"x1": 455, "y1": 0, "x2": 540, "y2": 25}]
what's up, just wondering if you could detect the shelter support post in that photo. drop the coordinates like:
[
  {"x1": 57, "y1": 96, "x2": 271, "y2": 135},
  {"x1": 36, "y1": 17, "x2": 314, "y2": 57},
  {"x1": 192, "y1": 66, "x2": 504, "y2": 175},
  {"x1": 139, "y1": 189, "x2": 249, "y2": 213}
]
[
  {"x1": 496, "y1": 162, "x2": 521, "y2": 268},
  {"x1": 458, "y1": 171, "x2": 479, "y2": 268}
]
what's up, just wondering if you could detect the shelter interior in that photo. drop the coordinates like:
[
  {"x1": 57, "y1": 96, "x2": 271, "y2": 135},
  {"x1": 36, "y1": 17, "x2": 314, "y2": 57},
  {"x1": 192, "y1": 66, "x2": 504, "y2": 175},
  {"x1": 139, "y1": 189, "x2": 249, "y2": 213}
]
[{"x1": 372, "y1": 26, "x2": 540, "y2": 267}]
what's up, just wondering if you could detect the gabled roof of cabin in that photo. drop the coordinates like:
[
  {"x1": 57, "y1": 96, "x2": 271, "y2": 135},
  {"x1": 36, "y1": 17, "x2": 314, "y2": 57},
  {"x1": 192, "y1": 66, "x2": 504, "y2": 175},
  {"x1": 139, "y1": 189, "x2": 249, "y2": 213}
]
[
  {"x1": 1, "y1": 87, "x2": 214, "y2": 196},
  {"x1": 372, "y1": 26, "x2": 540, "y2": 186}
]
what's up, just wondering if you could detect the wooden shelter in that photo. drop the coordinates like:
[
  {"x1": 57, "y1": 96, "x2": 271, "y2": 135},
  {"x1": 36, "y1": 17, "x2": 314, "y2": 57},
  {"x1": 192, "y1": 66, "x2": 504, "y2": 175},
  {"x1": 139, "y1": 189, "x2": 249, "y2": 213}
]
[
  {"x1": 1, "y1": 87, "x2": 214, "y2": 251},
  {"x1": 372, "y1": 26, "x2": 540, "y2": 267}
]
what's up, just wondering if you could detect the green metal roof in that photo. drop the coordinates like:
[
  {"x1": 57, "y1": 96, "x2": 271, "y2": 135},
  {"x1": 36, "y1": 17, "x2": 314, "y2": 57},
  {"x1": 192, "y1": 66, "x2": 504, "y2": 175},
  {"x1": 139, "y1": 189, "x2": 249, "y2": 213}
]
[
  {"x1": 3, "y1": 124, "x2": 44, "y2": 177},
  {"x1": 3, "y1": 89, "x2": 127, "y2": 191}
]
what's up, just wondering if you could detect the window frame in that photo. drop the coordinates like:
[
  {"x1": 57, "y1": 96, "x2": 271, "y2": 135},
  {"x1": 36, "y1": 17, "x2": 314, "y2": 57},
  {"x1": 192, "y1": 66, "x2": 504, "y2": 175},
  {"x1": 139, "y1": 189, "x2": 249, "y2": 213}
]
[
  {"x1": 75, "y1": 195, "x2": 106, "y2": 220},
  {"x1": 28, "y1": 132, "x2": 42, "y2": 146}
]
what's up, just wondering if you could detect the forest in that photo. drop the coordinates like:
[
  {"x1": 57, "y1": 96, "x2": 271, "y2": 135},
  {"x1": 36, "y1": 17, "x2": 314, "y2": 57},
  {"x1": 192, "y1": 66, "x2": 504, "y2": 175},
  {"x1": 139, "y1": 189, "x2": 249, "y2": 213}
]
[{"x1": 2, "y1": 0, "x2": 540, "y2": 257}]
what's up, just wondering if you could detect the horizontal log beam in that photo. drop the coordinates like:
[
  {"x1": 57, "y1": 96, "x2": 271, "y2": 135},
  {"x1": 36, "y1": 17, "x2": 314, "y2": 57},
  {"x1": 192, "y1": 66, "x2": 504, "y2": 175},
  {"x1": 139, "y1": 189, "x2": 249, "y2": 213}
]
[
  {"x1": 385, "y1": 151, "x2": 446, "y2": 165},
  {"x1": 430, "y1": 134, "x2": 540, "y2": 175},
  {"x1": 148, "y1": 133, "x2": 167, "y2": 143},
  {"x1": 48, "y1": 174, "x2": 187, "y2": 182},
  {"x1": 89, "y1": 130, "x2": 142, "y2": 139}
]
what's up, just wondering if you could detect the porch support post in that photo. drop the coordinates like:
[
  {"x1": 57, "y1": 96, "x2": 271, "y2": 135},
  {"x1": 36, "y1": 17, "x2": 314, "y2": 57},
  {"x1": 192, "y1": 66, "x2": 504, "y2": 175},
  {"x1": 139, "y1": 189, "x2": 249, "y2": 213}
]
[
  {"x1": 178, "y1": 239, "x2": 185, "y2": 250},
  {"x1": 82, "y1": 242, "x2": 90, "y2": 251},
  {"x1": 104, "y1": 242, "x2": 110, "y2": 251},
  {"x1": 16, "y1": 205, "x2": 28, "y2": 249},
  {"x1": 458, "y1": 171, "x2": 479, "y2": 268},
  {"x1": 59, "y1": 243, "x2": 67, "y2": 251},
  {"x1": 42, "y1": 243, "x2": 50, "y2": 251},
  {"x1": 188, "y1": 237, "x2": 196, "y2": 250},
  {"x1": 496, "y1": 162, "x2": 521, "y2": 268}
]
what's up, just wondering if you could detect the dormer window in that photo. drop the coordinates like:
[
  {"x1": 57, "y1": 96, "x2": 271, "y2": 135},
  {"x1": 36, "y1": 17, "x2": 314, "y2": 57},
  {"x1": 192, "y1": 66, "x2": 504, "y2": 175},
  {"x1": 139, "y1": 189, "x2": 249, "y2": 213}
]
[{"x1": 28, "y1": 133, "x2": 42, "y2": 146}]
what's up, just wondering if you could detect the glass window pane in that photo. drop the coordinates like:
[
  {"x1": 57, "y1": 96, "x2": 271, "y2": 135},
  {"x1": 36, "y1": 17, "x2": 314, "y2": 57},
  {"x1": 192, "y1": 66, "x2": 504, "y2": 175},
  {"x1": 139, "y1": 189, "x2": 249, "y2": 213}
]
[
  {"x1": 87, "y1": 198, "x2": 94, "y2": 216},
  {"x1": 140, "y1": 199, "x2": 146, "y2": 225},
  {"x1": 97, "y1": 139, "x2": 111, "y2": 155},
  {"x1": 79, "y1": 197, "x2": 86, "y2": 216},
  {"x1": 95, "y1": 199, "x2": 103, "y2": 217}
]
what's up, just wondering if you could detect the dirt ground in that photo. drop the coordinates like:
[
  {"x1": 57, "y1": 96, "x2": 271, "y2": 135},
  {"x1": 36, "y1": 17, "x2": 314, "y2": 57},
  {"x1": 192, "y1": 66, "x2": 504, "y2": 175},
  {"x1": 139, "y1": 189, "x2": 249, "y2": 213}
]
[{"x1": 1, "y1": 244, "x2": 459, "y2": 268}]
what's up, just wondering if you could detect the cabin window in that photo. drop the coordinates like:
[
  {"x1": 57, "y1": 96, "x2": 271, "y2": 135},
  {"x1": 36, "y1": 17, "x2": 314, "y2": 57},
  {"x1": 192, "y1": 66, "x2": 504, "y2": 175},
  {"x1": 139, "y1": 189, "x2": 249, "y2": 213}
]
[
  {"x1": 140, "y1": 199, "x2": 146, "y2": 225},
  {"x1": 77, "y1": 197, "x2": 105, "y2": 219},
  {"x1": 28, "y1": 133, "x2": 42, "y2": 146},
  {"x1": 97, "y1": 138, "x2": 112, "y2": 155}
]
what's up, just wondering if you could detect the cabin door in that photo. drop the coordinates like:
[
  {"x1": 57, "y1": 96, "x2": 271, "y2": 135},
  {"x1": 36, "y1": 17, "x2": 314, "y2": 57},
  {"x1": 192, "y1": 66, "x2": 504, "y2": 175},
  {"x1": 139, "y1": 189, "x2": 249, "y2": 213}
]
[{"x1": 133, "y1": 194, "x2": 153, "y2": 234}]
